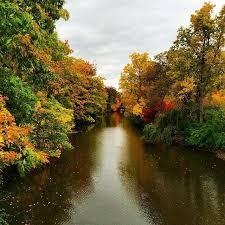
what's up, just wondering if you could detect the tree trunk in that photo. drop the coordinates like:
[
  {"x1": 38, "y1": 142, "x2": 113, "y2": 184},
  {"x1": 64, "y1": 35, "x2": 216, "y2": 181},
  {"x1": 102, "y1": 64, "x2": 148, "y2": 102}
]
[{"x1": 196, "y1": 86, "x2": 203, "y2": 123}]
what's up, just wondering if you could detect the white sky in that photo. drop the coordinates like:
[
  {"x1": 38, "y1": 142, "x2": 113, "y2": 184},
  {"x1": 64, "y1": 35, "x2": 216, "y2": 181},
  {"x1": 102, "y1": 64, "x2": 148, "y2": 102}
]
[{"x1": 56, "y1": 0, "x2": 225, "y2": 89}]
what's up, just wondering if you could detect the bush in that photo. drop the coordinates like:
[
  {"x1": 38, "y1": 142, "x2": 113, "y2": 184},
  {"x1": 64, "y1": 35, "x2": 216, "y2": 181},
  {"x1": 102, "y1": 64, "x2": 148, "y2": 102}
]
[
  {"x1": 143, "y1": 123, "x2": 173, "y2": 145},
  {"x1": 142, "y1": 109, "x2": 188, "y2": 144},
  {"x1": 186, "y1": 108, "x2": 225, "y2": 150},
  {"x1": 0, "y1": 209, "x2": 9, "y2": 225},
  {"x1": 143, "y1": 124, "x2": 160, "y2": 144},
  {"x1": 16, "y1": 148, "x2": 49, "y2": 177},
  {"x1": 161, "y1": 126, "x2": 173, "y2": 145},
  {"x1": 157, "y1": 108, "x2": 194, "y2": 132},
  {"x1": 143, "y1": 108, "x2": 225, "y2": 151}
]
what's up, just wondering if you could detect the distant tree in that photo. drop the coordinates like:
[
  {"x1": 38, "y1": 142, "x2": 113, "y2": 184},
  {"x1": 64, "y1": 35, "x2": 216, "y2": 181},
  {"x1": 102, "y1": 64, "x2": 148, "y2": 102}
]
[{"x1": 106, "y1": 87, "x2": 120, "y2": 112}]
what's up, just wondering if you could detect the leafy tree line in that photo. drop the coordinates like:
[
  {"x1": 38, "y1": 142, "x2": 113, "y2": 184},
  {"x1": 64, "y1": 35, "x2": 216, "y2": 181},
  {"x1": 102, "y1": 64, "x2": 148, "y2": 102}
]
[
  {"x1": 120, "y1": 3, "x2": 225, "y2": 151},
  {"x1": 0, "y1": 0, "x2": 107, "y2": 176}
]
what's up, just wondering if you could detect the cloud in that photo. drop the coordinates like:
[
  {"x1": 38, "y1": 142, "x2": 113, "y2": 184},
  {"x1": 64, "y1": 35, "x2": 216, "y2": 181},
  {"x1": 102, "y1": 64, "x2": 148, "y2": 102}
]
[
  {"x1": 104, "y1": 78, "x2": 120, "y2": 90},
  {"x1": 56, "y1": 0, "x2": 225, "y2": 88}
]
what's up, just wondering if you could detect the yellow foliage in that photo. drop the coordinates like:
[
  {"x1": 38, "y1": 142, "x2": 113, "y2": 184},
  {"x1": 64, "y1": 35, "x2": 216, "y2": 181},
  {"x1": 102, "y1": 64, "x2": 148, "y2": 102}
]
[
  {"x1": 132, "y1": 98, "x2": 146, "y2": 116},
  {"x1": 120, "y1": 52, "x2": 155, "y2": 115},
  {"x1": 172, "y1": 77, "x2": 196, "y2": 103},
  {"x1": 210, "y1": 91, "x2": 225, "y2": 108}
]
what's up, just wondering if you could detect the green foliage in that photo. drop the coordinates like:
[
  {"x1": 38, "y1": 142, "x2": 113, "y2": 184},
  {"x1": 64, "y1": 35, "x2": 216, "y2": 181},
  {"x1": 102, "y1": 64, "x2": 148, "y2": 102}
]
[
  {"x1": 144, "y1": 107, "x2": 225, "y2": 150},
  {"x1": 143, "y1": 124, "x2": 160, "y2": 144},
  {"x1": 0, "y1": 209, "x2": 9, "y2": 225},
  {"x1": 83, "y1": 115, "x2": 96, "y2": 124},
  {"x1": 0, "y1": 0, "x2": 110, "y2": 177},
  {"x1": 0, "y1": 69, "x2": 38, "y2": 124},
  {"x1": 161, "y1": 126, "x2": 173, "y2": 145},
  {"x1": 16, "y1": 148, "x2": 46, "y2": 177},
  {"x1": 0, "y1": 2, "x2": 38, "y2": 70},
  {"x1": 13, "y1": 0, "x2": 69, "y2": 33},
  {"x1": 143, "y1": 109, "x2": 192, "y2": 145},
  {"x1": 0, "y1": 2, "x2": 34, "y2": 37},
  {"x1": 143, "y1": 123, "x2": 173, "y2": 145},
  {"x1": 32, "y1": 97, "x2": 74, "y2": 156},
  {"x1": 157, "y1": 109, "x2": 194, "y2": 133},
  {"x1": 186, "y1": 109, "x2": 225, "y2": 150},
  {"x1": 0, "y1": 162, "x2": 4, "y2": 173},
  {"x1": 80, "y1": 77, "x2": 107, "y2": 124}
]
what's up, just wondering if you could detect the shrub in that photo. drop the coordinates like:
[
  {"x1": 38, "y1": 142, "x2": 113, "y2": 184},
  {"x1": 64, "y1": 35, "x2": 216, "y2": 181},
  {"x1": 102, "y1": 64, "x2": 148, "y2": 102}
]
[
  {"x1": 0, "y1": 209, "x2": 8, "y2": 225},
  {"x1": 157, "y1": 108, "x2": 194, "y2": 132},
  {"x1": 161, "y1": 126, "x2": 173, "y2": 145},
  {"x1": 143, "y1": 124, "x2": 160, "y2": 144},
  {"x1": 142, "y1": 100, "x2": 175, "y2": 123},
  {"x1": 186, "y1": 108, "x2": 225, "y2": 150},
  {"x1": 17, "y1": 148, "x2": 49, "y2": 177},
  {"x1": 143, "y1": 123, "x2": 173, "y2": 145},
  {"x1": 143, "y1": 108, "x2": 193, "y2": 145}
]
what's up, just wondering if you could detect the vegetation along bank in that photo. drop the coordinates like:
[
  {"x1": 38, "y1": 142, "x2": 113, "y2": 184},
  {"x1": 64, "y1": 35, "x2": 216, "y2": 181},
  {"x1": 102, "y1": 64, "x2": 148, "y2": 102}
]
[
  {"x1": 120, "y1": 3, "x2": 225, "y2": 153},
  {"x1": 0, "y1": 0, "x2": 111, "y2": 177}
]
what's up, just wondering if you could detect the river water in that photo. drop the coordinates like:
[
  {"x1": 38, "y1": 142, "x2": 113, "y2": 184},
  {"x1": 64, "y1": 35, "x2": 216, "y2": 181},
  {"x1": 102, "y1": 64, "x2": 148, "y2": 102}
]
[{"x1": 0, "y1": 113, "x2": 225, "y2": 225}]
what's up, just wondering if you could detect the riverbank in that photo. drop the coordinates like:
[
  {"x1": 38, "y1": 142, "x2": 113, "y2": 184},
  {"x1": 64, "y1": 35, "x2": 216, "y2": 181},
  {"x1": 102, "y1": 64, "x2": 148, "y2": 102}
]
[{"x1": 125, "y1": 114, "x2": 225, "y2": 162}]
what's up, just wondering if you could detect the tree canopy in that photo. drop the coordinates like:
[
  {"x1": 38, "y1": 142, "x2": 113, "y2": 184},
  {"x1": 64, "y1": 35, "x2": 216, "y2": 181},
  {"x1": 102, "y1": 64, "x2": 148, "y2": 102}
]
[{"x1": 0, "y1": 0, "x2": 107, "y2": 175}]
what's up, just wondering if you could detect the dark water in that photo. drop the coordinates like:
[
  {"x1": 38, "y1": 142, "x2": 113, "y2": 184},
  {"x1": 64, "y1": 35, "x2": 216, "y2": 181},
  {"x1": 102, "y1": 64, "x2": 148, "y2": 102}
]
[{"x1": 0, "y1": 113, "x2": 225, "y2": 225}]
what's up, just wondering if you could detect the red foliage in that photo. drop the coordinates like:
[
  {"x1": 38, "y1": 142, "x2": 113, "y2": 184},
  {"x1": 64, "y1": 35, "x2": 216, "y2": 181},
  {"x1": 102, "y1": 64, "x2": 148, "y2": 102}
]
[
  {"x1": 162, "y1": 100, "x2": 175, "y2": 112},
  {"x1": 142, "y1": 100, "x2": 175, "y2": 123}
]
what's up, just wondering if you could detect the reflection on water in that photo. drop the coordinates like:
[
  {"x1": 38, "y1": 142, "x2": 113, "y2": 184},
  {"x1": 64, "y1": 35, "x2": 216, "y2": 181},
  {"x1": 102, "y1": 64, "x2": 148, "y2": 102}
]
[{"x1": 0, "y1": 113, "x2": 225, "y2": 225}]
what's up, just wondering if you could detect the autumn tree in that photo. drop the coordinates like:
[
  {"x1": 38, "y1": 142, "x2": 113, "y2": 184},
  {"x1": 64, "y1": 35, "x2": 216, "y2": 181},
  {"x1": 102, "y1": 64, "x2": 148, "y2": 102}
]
[
  {"x1": 120, "y1": 53, "x2": 154, "y2": 115},
  {"x1": 58, "y1": 57, "x2": 107, "y2": 124},
  {"x1": 0, "y1": 0, "x2": 107, "y2": 175},
  {"x1": 120, "y1": 52, "x2": 170, "y2": 116},
  {"x1": 167, "y1": 3, "x2": 225, "y2": 123}
]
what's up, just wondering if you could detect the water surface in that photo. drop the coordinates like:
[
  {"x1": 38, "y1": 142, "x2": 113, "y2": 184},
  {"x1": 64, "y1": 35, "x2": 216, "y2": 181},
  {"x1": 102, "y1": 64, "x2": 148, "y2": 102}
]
[{"x1": 0, "y1": 113, "x2": 225, "y2": 225}]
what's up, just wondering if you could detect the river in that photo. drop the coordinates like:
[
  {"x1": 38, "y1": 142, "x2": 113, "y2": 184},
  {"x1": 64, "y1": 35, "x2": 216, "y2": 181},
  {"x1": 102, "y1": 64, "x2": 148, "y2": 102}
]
[{"x1": 0, "y1": 113, "x2": 225, "y2": 225}]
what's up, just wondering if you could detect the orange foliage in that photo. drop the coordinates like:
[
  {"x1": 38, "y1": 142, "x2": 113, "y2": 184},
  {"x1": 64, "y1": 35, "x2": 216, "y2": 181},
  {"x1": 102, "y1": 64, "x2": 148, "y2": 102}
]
[
  {"x1": 0, "y1": 96, "x2": 34, "y2": 151},
  {"x1": 0, "y1": 151, "x2": 19, "y2": 163},
  {"x1": 38, "y1": 151, "x2": 49, "y2": 164},
  {"x1": 65, "y1": 57, "x2": 96, "y2": 77},
  {"x1": 0, "y1": 96, "x2": 50, "y2": 167},
  {"x1": 17, "y1": 34, "x2": 70, "y2": 94},
  {"x1": 111, "y1": 99, "x2": 123, "y2": 112},
  {"x1": 210, "y1": 91, "x2": 225, "y2": 107},
  {"x1": 17, "y1": 34, "x2": 97, "y2": 97}
]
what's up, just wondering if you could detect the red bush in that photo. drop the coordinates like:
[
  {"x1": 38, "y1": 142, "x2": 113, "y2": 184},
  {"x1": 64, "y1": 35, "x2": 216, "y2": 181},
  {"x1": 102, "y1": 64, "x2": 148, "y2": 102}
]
[{"x1": 142, "y1": 100, "x2": 175, "y2": 123}]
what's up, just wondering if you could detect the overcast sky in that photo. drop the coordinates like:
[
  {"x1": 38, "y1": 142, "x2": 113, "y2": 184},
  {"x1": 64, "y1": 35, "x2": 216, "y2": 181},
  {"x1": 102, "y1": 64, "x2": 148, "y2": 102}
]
[{"x1": 56, "y1": 0, "x2": 224, "y2": 89}]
